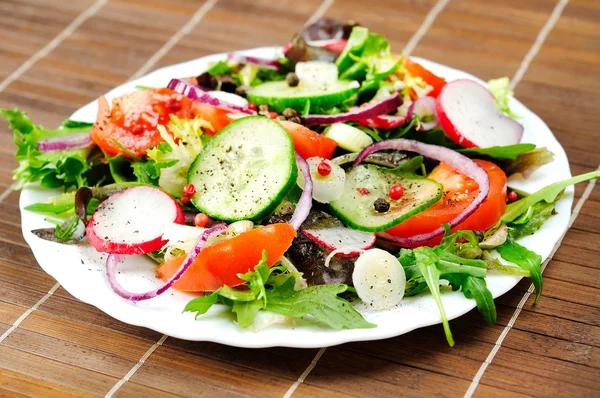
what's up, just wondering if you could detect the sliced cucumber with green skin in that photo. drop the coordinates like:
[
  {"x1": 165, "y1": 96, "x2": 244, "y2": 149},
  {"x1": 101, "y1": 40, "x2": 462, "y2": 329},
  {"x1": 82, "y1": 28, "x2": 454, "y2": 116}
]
[
  {"x1": 330, "y1": 165, "x2": 443, "y2": 232},
  {"x1": 246, "y1": 80, "x2": 358, "y2": 113},
  {"x1": 188, "y1": 116, "x2": 297, "y2": 222}
]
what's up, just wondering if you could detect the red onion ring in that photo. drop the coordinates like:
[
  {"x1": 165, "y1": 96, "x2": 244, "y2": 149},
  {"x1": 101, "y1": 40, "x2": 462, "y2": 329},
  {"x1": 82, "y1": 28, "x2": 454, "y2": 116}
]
[
  {"x1": 407, "y1": 96, "x2": 439, "y2": 131},
  {"x1": 227, "y1": 52, "x2": 280, "y2": 70},
  {"x1": 106, "y1": 223, "x2": 227, "y2": 301},
  {"x1": 37, "y1": 132, "x2": 92, "y2": 152},
  {"x1": 302, "y1": 92, "x2": 400, "y2": 126},
  {"x1": 353, "y1": 139, "x2": 490, "y2": 246},
  {"x1": 289, "y1": 152, "x2": 313, "y2": 230},
  {"x1": 167, "y1": 79, "x2": 254, "y2": 115}
]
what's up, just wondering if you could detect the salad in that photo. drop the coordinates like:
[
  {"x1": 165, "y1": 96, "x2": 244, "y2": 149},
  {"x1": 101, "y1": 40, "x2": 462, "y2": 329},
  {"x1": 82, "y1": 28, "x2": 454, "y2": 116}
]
[{"x1": 4, "y1": 19, "x2": 598, "y2": 346}]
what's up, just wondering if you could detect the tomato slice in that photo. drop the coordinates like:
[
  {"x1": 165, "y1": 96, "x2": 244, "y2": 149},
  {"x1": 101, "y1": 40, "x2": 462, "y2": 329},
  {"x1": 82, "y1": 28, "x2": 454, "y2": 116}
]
[
  {"x1": 403, "y1": 58, "x2": 446, "y2": 98},
  {"x1": 156, "y1": 223, "x2": 296, "y2": 292},
  {"x1": 91, "y1": 88, "x2": 240, "y2": 157},
  {"x1": 278, "y1": 120, "x2": 338, "y2": 159},
  {"x1": 386, "y1": 160, "x2": 507, "y2": 246},
  {"x1": 91, "y1": 88, "x2": 198, "y2": 157}
]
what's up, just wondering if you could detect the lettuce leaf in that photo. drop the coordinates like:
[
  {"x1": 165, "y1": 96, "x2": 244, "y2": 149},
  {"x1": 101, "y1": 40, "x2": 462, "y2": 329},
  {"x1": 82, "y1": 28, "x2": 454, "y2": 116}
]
[
  {"x1": 147, "y1": 115, "x2": 210, "y2": 196},
  {"x1": 487, "y1": 77, "x2": 519, "y2": 119},
  {"x1": 2, "y1": 109, "x2": 94, "y2": 190},
  {"x1": 184, "y1": 251, "x2": 373, "y2": 330}
]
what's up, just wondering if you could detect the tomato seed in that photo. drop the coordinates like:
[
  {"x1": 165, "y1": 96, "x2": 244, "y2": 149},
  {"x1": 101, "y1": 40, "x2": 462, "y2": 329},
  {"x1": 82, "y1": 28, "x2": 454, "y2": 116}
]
[
  {"x1": 166, "y1": 98, "x2": 182, "y2": 112},
  {"x1": 317, "y1": 161, "x2": 332, "y2": 176},
  {"x1": 389, "y1": 184, "x2": 404, "y2": 200}
]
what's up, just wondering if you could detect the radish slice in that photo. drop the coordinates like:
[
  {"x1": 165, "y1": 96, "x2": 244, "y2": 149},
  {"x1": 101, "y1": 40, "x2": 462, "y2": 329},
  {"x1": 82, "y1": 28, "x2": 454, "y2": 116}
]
[
  {"x1": 437, "y1": 79, "x2": 523, "y2": 148},
  {"x1": 302, "y1": 227, "x2": 375, "y2": 257},
  {"x1": 86, "y1": 186, "x2": 185, "y2": 255},
  {"x1": 407, "y1": 96, "x2": 439, "y2": 131},
  {"x1": 106, "y1": 223, "x2": 227, "y2": 301},
  {"x1": 353, "y1": 249, "x2": 406, "y2": 310}
]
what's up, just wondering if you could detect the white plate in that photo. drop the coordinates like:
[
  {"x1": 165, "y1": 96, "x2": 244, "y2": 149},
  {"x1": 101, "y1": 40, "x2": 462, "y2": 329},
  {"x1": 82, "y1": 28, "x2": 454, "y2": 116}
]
[{"x1": 19, "y1": 47, "x2": 572, "y2": 348}]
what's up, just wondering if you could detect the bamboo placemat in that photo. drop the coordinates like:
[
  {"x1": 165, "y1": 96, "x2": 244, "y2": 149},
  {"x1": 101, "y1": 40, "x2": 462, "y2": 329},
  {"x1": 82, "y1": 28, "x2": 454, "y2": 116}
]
[{"x1": 0, "y1": 0, "x2": 598, "y2": 396}]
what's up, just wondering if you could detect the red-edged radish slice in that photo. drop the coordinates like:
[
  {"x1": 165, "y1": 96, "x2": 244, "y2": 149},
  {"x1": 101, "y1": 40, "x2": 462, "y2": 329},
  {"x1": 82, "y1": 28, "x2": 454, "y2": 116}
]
[
  {"x1": 436, "y1": 79, "x2": 523, "y2": 148},
  {"x1": 86, "y1": 186, "x2": 184, "y2": 255},
  {"x1": 302, "y1": 227, "x2": 376, "y2": 257}
]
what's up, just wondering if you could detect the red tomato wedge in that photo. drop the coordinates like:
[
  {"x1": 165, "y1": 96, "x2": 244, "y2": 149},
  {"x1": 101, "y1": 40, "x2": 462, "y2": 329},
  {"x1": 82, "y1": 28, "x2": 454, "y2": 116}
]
[
  {"x1": 91, "y1": 88, "x2": 240, "y2": 157},
  {"x1": 403, "y1": 58, "x2": 446, "y2": 98},
  {"x1": 156, "y1": 223, "x2": 296, "y2": 292},
  {"x1": 386, "y1": 160, "x2": 506, "y2": 246},
  {"x1": 278, "y1": 120, "x2": 338, "y2": 159},
  {"x1": 91, "y1": 88, "x2": 199, "y2": 157}
]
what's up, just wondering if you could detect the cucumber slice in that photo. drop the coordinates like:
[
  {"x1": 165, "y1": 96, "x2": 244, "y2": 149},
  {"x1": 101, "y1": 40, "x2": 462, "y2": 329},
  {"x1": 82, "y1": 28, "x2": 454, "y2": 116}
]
[
  {"x1": 188, "y1": 116, "x2": 297, "y2": 222},
  {"x1": 330, "y1": 165, "x2": 442, "y2": 232},
  {"x1": 323, "y1": 123, "x2": 373, "y2": 153},
  {"x1": 246, "y1": 80, "x2": 358, "y2": 113}
]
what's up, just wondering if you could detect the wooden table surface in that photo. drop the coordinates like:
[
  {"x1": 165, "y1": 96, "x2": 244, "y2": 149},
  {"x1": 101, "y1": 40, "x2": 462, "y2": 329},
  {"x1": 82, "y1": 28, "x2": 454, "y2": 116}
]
[{"x1": 0, "y1": 0, "x2": 598, "y2": 397}]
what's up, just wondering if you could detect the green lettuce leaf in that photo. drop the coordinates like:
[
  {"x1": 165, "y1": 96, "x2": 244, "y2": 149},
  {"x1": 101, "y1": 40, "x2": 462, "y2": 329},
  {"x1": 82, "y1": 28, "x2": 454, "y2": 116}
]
[
  {"x1": 457, "y1": 143, "x2": 536, "y2": 160},
  {"x1": 2, "y1": 108, "x2": 95, "y2": 190},
  {"x1": 184, "y1": 251, "x2": 372, "y2": 330},
  {"x1": 487, "y1": 77, "x2": 519, "y2": 119}
]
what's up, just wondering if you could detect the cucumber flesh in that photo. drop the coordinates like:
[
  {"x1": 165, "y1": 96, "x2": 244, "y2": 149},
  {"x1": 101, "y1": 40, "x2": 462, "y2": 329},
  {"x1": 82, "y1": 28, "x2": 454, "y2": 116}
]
[
  {"x1": 330, "y1": 165, "x2": 442, "y2": 232},
  {"x1": 323, "y1": 123, "x2": 373, "y2": 153},
  {"x1": 188, "y1": 116, "x2": 297, "y2": 222},
  {"x1": 246, "y1": 80, "x2": 358, "y2": 113}
]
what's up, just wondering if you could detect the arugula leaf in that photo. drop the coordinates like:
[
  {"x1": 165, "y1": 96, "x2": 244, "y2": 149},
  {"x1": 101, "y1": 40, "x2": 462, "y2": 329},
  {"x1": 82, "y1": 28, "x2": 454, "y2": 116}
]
[
  {"x1": 434, "y1": 251, "x2": 487, "y2": 279},
  {"x1": 237, "y1": 251, "x2": 270, "y2": 305},
  {"x1": 24, "y1": 192, "x2": 78, "y2": 214},
  {"x1": 54, "y1": 214, "x2": 84, "y2": 242},
  {"x1": 61, "y1": 120, "x2": 93, "y2": 129},
  {"x1": 502, "y1": 171, "x2": 600, "y2": 223},
  {"x1": 265, "y1": 284, "x2": 375, "y2": 330},
  {"x1": 457, "y1": 143, "x2": 536, "y2": 160},
  {"x1": 184, "y1": 292, "x2": 220, "y2": 319},
  {"x1": 461, "y1": 276, "x2": 496, "y2": 324},
  {"x1": 184, "y1": 251, "x2": 372, "y2": 330},
  {"x1": 497, "y1": 241, "x2": 543, "y2": 303},
  {"x1": 482, "y1": 251, "x2": 530, "y2": 277},
  {"x1": 2, "y1": 109, "x2": 94, "y2": 190},
  {"x1": 232, "y1": 300, "x2": 264, "y2": 328},
  {"x1": 498, "y1": 147, "x2": 555, "y2": 178},
  {"x1": 506, "y1": 201, "x2": 555, "y2": 241},
  {"x1": 414, "y1": 247, "x2": 454, "y2": 346},
  {"x1": 487, "y1": 77, "x2": 519, "y2": 119}
]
